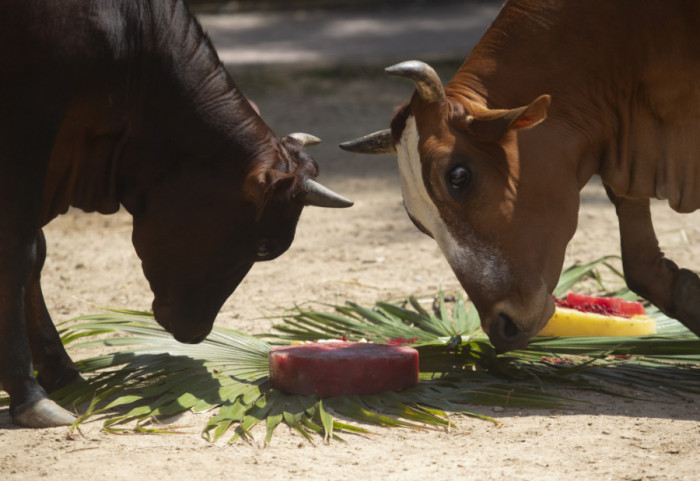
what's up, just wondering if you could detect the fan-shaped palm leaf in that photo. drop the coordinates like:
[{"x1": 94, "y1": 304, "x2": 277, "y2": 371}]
[{"x1": 3, "y1": 256, "x2": 697, "y2": 443}]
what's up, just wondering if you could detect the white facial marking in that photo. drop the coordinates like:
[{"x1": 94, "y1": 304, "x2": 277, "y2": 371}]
[
  {"x1": 396, "y1": 117, "x2": 452, "y2": 247},
  {"x1": 396, "y1": 116, "x2": 509, "y2": 293}
]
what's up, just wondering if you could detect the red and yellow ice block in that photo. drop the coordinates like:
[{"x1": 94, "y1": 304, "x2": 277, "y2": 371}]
[{"x1": 538, "y1": 295, "x2": 656, "y2": 337}]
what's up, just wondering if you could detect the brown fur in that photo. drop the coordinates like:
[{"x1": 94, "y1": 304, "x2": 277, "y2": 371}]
[{"x1": 394, "y1": 0, "x2": 700, "y2": 350}]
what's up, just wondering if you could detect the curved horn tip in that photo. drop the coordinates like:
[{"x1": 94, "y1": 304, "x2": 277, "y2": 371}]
[
  {"x1": 287, "y1": 132, "x2": 322, "y2": 147},
  {"x1": 339, "y1": 129, "x2": 396, "y2": 155},
  {"x1": 385, "y1": 60, "x2": 445, "y2": 105},
  {"x1": 303, "y1": 179, "x2": 354, "y2": 208},
  {"x1": 385, "y1": 59, "x2": 431, "y2": 75}
]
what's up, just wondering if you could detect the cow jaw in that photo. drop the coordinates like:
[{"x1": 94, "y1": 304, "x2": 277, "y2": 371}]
[{"x1": 396, "y1": 116, "x2": 552, "y2": 351}]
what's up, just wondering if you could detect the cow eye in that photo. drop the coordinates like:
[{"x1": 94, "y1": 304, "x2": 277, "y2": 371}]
[
  {"x1": 256, "y1": 241, "x2": 271, "y2": 258},
  {"x1": 448, "y1": 165, "x2": 471, "y2": 190}
]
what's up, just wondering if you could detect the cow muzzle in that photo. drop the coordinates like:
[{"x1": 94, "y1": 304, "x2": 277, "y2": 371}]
[
  {"x1": 487, "y1": 313, "x2": 532, "y2": 353},
  {"x1": 152, "y1": 300, "x2": 213, "y2": 344},
  {"x1": 483, "y1": 295, "x2": 555, "y2": 353}
]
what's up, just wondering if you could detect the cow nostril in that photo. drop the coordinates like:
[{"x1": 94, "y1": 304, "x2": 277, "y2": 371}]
[{"x1": 496, "y1": 313, "x2": 520, "y2": 341}]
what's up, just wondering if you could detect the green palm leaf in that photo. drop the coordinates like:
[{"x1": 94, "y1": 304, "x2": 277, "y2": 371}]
[{"x1": 3, "y1": 256, "x2": 695, "y2": 443}]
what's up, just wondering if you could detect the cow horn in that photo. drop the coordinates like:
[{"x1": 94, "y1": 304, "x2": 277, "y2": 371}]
[
  {"x1": 339, "y1": 129, "x2": 396, "y2": 155},
  {"x1": 287, "y1": 132, "x2": 322, "y2": 147},
  {"x1": 302, "y1": 179, "x2": 353, "y2": 208},
  {"x1": 385, "y1": 60, "x2": 445, "y2": 105}
]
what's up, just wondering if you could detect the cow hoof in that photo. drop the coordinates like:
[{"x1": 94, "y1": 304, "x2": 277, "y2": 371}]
[{"x1": 13, "y1": 398, "x2": 76, "y2": 428}]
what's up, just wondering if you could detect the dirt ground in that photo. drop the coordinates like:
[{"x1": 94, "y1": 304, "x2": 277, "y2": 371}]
[{"x1": 2, "y1": 43, "x2": 700, "y2": 481}]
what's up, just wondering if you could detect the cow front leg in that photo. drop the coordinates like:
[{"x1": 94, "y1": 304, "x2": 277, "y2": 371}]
[
  {"x1": 607, "y1": 187, "x2": 700, "y2": 337},
  {"x1": 0, "y1": 115, "x2": 77, "y2": 426},
  {"x1": 25, "y1": 230, "x2": 83, "y2": 393},
  {"x1": 0, "y1": 235, "x2": 76, "y2": 427}
]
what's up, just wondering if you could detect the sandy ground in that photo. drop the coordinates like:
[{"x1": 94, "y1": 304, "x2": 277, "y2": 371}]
[{"x1": 2, "y1": 3, "x2": 700, "y2": 481}]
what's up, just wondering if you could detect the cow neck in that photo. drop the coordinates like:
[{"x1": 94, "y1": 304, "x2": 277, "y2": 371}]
[
  {"x1": 40, "y1": 0, "x2": 276, "y2": 223},
  {"x1": 166, "y1": 2, "x2": 272, "y2": 159},
  {"x1": 114, "y1": 0, "x2": 277, "y2": 215}
]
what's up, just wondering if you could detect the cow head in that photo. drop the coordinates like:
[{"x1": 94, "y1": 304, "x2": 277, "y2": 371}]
[
  {"x1": 127, "y1": 133, "x2": 351, "y2": 344},
  {"x1": 342, "y1": 61, "x2": 580, "y2": 352}
]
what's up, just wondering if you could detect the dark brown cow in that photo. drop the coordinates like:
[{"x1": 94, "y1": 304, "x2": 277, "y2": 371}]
[
  {"x1": 342, "y1": 0, "x2": 700, "y2": 352},
  {"x1": 0, "y1": 0, "x2": 352, "y2": 427}
]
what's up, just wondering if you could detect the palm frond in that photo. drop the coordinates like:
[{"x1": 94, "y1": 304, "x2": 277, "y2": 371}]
[{"x1": 4, "y1": 256, "x2": 694, "y2": 443}]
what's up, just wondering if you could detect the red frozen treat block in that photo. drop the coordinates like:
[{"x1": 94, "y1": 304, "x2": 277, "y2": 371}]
[{"x1": 269, "y1": 341, "x2": 419, "y2": 397}]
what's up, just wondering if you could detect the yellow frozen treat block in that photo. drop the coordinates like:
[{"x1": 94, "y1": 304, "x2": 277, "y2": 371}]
[{"x1": 538, "y1": 307, "x2": 656, "y2": 337}]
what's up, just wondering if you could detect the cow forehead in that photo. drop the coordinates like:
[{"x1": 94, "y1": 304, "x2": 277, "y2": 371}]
[{"x1": 396, "y1": 116, "x2": 509, "y2": 292}]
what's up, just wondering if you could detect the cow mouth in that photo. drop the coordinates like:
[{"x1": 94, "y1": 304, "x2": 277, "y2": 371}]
[{"x1": 152, "y1": 299, "x2": 214, "y2": 344}]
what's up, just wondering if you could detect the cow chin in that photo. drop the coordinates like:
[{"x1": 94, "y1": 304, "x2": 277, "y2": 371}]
[{"x1": 152, "y1": 300, "x2": 215, "y2": 344}]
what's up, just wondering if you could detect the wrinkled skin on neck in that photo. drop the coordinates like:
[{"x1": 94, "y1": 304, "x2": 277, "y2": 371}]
[{"x1": 392, "y1": 94, "x2": 580, "y2": 351}]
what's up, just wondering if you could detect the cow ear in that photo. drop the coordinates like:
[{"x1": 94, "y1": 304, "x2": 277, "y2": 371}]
[
  {"x1": 244, "y1": 168, "x2": 295, "y2": 221},
  {"x1": 463, "y1": 95, "x2": 551, "y2": 142}
]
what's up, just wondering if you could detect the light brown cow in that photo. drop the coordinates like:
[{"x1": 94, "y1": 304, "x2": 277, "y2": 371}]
[{"x1": 342, "y1": 0, "x2": 700, "y2": 352}]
